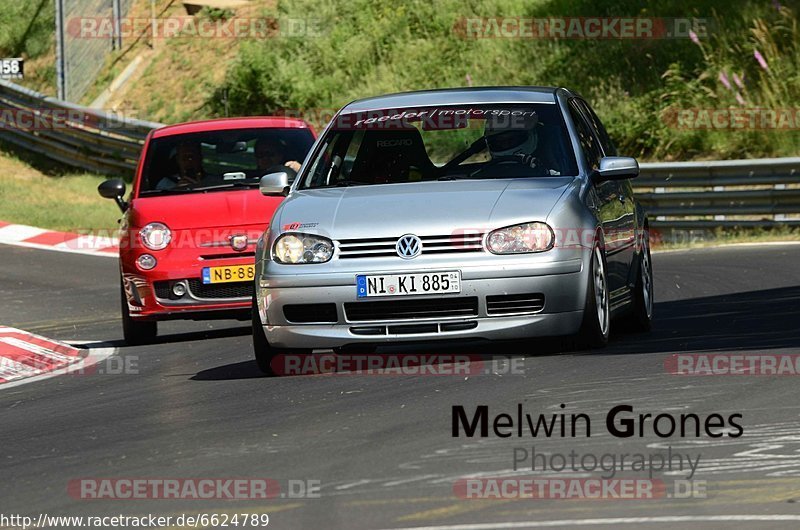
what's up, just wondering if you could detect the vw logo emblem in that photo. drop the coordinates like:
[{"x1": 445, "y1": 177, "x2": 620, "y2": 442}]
[{"x1": 396, "y1": 234, "x2": 422, "y2": 259}]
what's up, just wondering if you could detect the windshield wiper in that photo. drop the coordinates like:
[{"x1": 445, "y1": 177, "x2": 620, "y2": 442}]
[
  {"x1": 139, "y1": 187, "x2": 195, "y2": 195},
  {"x1": 191, "y1": 181, "x2": 260, "y2": 192},
  {"x1": 328, "y1": 180, "x2": 368, "y2": 187},
  {"x1": 437, "y1": 175, "x2": 480, "y2": 181},
  {"x1": 140, "y1": 181, "x2": 259, "y2": 195}
]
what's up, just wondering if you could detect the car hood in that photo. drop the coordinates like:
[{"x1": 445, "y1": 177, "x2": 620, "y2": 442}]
[
  {"x1": 277, "y1": 178, "x2": 576, "y2": 239},
  {"x1": 129, "y1": 189, "x2": 283, "y2": 230}
]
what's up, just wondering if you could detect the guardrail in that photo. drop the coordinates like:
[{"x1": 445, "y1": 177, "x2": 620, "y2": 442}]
[
  {"x1": 1, "y1": 79, "x2": 798, "y2": 234},
  {"x1": 0, "y1": 79, "x2": 162, "y2": 178},
  {"x1": 636, "y1": 158, "x2": 800, "y2": 232}
]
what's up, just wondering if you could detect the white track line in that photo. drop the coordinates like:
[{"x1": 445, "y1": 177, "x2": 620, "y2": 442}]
[
  {"x1": 0, "y1": 239, "x2": 118, "y2": 258},
  {"x1": 54, "y1": 234, "x2": 117, "y2": 251},
  {"x1": 0, "y1": 356, "x2": 42, "y2": 380},
  {"x1": 0, "y1": 222, "x2": 118, "y2": 258},
  {"x1": 0, "y1": 336, "x2": 78, "y2": 363},
  {"x1": 0, "y1": 224, "x2": 48, "y2": 241},
  {"x1": 652, "y1": 240, "x2": 800, "y2": 254},
  {"x1": 378, "y1": 515, "x2": 800, "y2": 530}
]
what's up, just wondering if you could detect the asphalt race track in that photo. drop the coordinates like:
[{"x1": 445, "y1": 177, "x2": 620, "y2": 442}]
[{"x1": 2, "y1": 242, "x2": 800, "y2": 529}]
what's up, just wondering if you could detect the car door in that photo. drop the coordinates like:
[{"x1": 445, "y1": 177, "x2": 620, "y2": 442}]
[
  {"x1": 577, "y1": 99, "x2": 637, "y2": 292},
  {"x1": 567, "y1": 99, "x2": 628, "y2": 296}
]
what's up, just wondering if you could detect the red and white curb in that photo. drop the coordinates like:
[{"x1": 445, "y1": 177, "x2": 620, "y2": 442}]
[
  {"x1": 0, "y1": 221, "x2": 118, "y2": 258},
  {"x1": 0, "y1": 327, "x2": 116, "y2": 389}
]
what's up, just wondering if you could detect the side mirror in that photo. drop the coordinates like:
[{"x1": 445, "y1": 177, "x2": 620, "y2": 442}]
[
  {"x1": 594, "y1": 157, "x2": 639, "y2": 182},
  {"x1": 98, "y1": 179, "x2": 127, "y2": 212},
  {"x1": 260, "y1": 172, "x2": 290, "y2": 196}
]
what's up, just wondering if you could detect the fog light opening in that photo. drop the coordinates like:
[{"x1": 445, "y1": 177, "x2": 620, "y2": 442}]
[{"x1": 172, "y1": 282, "x2": 187, "y2": 298}]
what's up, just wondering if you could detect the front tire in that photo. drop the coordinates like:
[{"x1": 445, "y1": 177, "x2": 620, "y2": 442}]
[
  {"x1": 121, "y1": 280, "x2": 157, "y2": 345},
  {"x1": 252, "y1": 296, "x2": 311, "y2": 375},
  {"x1": 577, "y1": 243, "x2": 610, "y2": 348}
]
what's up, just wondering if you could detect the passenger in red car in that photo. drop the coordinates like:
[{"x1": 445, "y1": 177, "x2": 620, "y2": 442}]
[{"x1": 254, "y1": 137, "x2": 302, "y2": 175}]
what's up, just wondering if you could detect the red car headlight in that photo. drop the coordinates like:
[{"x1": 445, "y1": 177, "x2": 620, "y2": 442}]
[{"x1": 139, "y1": 222, "x2": 172, "y2": 251}]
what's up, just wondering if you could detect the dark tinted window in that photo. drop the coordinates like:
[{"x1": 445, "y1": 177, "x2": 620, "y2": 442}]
[
  {"x1": 568, "y1": 100, "x2": 603, "y2": 170},
  {"x1": 577, "y1": 100, "x2": 617, "y2": 156},
  {"x1": 299, "y1": 104, "x2": 578, "y2": 189},
  {"x1": 139, "y1": 128, "x2": 315, "y2": 195}
]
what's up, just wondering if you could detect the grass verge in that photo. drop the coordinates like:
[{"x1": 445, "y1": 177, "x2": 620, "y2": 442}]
[
  {"x1": 652, "y1": 226, "x2": 800, "y2": 250},
  {"x1": 0, "y1": 146, "x2": 121, "y2": 233}
]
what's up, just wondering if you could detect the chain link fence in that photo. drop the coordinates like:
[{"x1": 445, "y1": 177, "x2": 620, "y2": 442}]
[{"x1": 55, "y1": 0, "x2": 135, "y2": 102}]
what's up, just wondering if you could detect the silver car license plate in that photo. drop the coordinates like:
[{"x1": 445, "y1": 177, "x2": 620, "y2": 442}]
[{"x1": 356, "y1": 271, "x2": 461, "y2": 298}]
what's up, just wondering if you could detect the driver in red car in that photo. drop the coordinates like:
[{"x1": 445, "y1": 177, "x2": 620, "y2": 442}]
[{"x1": 156, "y1": 140, "x2": 209, "y2": 190}]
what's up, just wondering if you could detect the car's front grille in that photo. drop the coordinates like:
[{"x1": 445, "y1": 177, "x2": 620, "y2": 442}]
[
  {"x1": 153, "y1": 282, "x2": 172, "y2": 299},
  {"x1": 187, "y1": 279, "x2": 252, "y2": 299},
  {"x1": 486, "y1": 293, "x2": 545, "y2": 315},
  {"x1": 344, "y1": 297, "x2": 479, "y2": 321},
  {"x1": 283, "y1": 303, "x2": 338, "y2": 323},
  {"x1": 349, "y1": 321, "x2": 478, "y2": 336},
  {"x1": 337, "y1": 233, "x2": 485, "y2": 259}
]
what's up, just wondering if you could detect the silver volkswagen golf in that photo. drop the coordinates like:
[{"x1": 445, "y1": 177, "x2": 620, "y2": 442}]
[{"x1": 252, "y1": 87, "x2": 653, "y2": 374}]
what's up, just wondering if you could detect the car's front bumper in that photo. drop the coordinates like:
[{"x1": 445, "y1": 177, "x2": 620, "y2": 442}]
[
  {"x1": 257, "y1": 255, "x2": 589, "y2": 349},
  {"x1": 119, "y1": 223, "x2": 266, "y2": 321},
  {"x1": 123, "y1": 272, "x2": 252, "y2": 320}
]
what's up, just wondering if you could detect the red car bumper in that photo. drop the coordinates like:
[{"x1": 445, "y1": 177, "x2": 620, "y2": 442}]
[{"x1": 120, "y1": 227, "x2": 261, "y2": 321}]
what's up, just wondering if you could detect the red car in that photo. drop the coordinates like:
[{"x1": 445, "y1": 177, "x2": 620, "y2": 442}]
[{"x1": 98, "y1": 117, "x2": 316, "y2": 344}]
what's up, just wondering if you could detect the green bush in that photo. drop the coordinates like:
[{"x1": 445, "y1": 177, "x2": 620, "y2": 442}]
[
  {"x1": 209, "y1": 0, "x2": 799, "y2": 160},
  {"x1": 0, "y1": 0, "x2": 54, "y2": 58}
]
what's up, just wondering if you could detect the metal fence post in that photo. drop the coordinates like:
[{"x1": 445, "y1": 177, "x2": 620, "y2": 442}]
[
  {"x1": 774, "y1": 183, "x2": 787, "y2": 221},
  {"x1": 112, "y1": 0, "x2": 123, "y2": 50},
  {"x1": 54, "y1": 0, "x2": 66, "y2": 100},
  {"x1": 713, "y1": 185, "x2": 725, "y2": 221}
]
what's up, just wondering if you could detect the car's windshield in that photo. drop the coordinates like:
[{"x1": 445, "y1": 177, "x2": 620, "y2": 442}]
[
  {"x1": 139, "y1": 127, "x2": 315, "y2": 195},
  {"x1": 298, "y1": 104, "x2": 577, "y2": 190}
]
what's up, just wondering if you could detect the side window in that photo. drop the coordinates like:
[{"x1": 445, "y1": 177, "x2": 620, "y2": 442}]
[
  {"x1": 568, "y1": 100, "x2": 602, "y2": 170},
  {"x1": 341, "y1": 130, "x2": 365, "y2": 178},
  {"x1": 304, "y1": 138, "x2": 333, "y2": 187},
  {"x1": 578, "y1": 100, "x2": 617, "y2": 157},
  {"x1": 303, "y1": 132, "x2": 353, "y2": 187}
]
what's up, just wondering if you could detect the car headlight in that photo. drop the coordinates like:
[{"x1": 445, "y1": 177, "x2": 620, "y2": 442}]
[
  {"x1": 486, "y1": 222, "x2": 554, "y2": 254},
  {"x1": 273, "y1": 233, "x2": 334, "y2": 264},
  {"x1": 139, "y1": 222, "x2": 171, "y2": 251}
]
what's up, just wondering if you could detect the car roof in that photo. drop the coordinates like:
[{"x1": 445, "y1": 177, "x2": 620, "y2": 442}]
[
  {"x1": 151, "y1": 116, "x2": 312, "y2": 138},
  {"x1": 340, "y1": 86, "x2": 572, "y2": 113}
]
